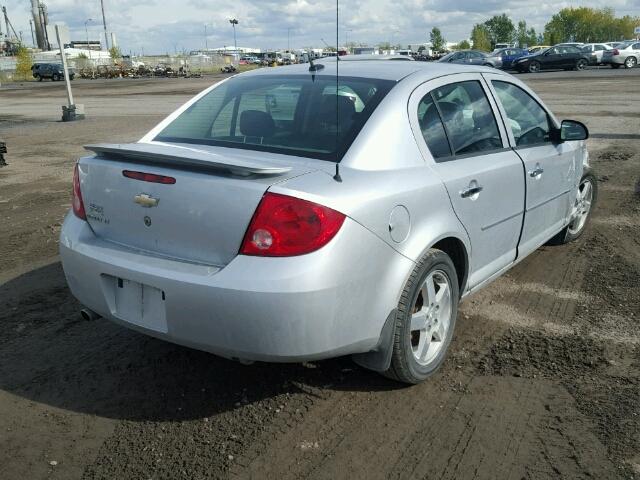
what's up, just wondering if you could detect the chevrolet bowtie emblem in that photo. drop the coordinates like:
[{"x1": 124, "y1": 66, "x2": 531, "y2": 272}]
[{"x1": 134, "y1": 193, "x2": 159, "y2": 208}]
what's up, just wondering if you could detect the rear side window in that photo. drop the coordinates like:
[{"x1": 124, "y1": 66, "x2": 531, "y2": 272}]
[
  {"x1": 492, "y1": 81, "x2": 552, "y2": 146},
  {"x1": 430, "y1": 81, "x2": 502, "y2": 156},
  {"x1": 417, "y1": 94, "x2": 451, "y2": 159},
  {"x1": 155, "y1": 75, "x2": 394, "y2": 162}
]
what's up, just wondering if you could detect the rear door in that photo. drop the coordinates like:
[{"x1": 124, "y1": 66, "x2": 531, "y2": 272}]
[
  {"x1": 409, "y1": 74, "x2": 525, "y2": 290},
  {"x1": 484, "y1": 74, "x2": 576, "y2": 258}
]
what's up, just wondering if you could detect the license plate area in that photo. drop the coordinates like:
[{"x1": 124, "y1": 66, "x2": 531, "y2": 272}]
[{"x1": 103, "y1": 275, "x2": 168, "y2": 333}]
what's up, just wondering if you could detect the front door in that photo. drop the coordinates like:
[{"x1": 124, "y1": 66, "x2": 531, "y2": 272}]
[
  {"x1": 485, "y1": 75, "x2": 576, "y2": 258},
  {"x1": 409, "y1": 74, "x2": 525, "y2": 290}
]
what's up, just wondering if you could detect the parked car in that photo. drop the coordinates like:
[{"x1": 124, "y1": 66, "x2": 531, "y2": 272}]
[
  {"x1": 602, "y1": 41, "x2": 640, "y2": 68},
  {"x1": 60, "y1": 61, "x2": 595, "y2": 384},
  {"x1": 514, "y1": 45, "x2": 591, "y2": 72},
  {"x1": 491, "y1": 47, "x2": 530, "y2": 69},
  {"x1": 31, "y1": 63, "x2": 75, "y2": 81},
  {"x1": 580, "y1": 43, "x2": 613, "y2": 64},
  {"x1": 528, "y1": 45, "x2": 550, "y2": 54},
  {"x1": 438, "y1": 50, "x2": 503, "y2": 68}
]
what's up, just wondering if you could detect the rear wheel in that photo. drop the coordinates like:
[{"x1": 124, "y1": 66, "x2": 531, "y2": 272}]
[
  {"x1": 383, "y1": 249, "x2": 459, "y2": 384},
  {"x1": 575, "y1": 59, "x2": 588, "y2": 70},
  {"x1": 624, "y1": 57, "x2": 637, "y2": 69},
  {"x1": 528, "y1": 61, "x2": 541, "y2": 73},
  {"x1": 549, "y1": 171, "x2": 597, "y2": 244},
  {"x1": 52, "y1": 73, "x2": 60, "y2": 81},
  {"x1": 36, "y1": 74, "x2": 42, "y2": 81}
]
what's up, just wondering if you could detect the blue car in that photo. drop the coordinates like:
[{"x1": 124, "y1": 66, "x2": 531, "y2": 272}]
[{"x1": 491, "y1": 48, "x2": 530, "y2": 69}]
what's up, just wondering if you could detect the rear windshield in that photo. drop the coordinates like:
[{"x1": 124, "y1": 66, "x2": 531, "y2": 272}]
[{"x1": 155, "y1": 74, "x2": 395, "y2": 162}]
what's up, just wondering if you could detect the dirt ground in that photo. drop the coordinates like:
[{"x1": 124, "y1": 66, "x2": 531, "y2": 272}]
[{"x1": 0, "y1": 69, "x2": 639, "y2": 480}]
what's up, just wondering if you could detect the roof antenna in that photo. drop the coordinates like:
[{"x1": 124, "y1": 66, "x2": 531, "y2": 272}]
[{"x1": 333, "y1": 0, "x2": 342, "y2": 183}]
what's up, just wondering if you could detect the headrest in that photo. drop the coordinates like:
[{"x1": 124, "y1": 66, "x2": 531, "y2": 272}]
[{"x1": 239, "y1": 110, "x2": 276, "y2": 138}]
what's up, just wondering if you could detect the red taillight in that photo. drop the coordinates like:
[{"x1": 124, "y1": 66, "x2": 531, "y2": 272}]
[
  {"x1": 123, "y1": 170, "x2": 176, "y2": 184},
  {"x1": 240, "y1": 193, "x2": 345, "y2": 257},
  {"x1": 612, "y1": 49, "x2": 619, "y2": 55},
  {"x1": 72, "y1": 163, "x2": 86, "y2": 220}
]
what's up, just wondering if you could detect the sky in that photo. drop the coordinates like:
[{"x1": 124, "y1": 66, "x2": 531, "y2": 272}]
[{"x1": 3, "y1": 0, "x2": 639, "y2": 54}]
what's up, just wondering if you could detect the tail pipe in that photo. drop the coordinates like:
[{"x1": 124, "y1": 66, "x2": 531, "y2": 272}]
[{"x1": 80, "y1": 308, "x2": 101, "y2": 321}]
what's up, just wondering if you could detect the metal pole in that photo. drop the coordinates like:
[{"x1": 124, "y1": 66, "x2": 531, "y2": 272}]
[
  {"x1": 287, "y1": 27, "x2": 290, "y2": 51},
  {"x1": 29, "y1": 19, "x2": 35, "y2": 46},
  {"x1": 204, "y1": 24, "x2": 208, "y2": 51},
  {"x1": 56, "y1": 25, "x2": 73, "y2": 106},
  {"x1": 100, "y1": 0, "x2": 109, "y2": 50}
]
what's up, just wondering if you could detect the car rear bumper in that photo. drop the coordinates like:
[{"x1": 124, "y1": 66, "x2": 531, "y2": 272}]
[
  {"x1": 602, "y1": 56, "x2": 624, "y2": 65},
  {"x1": 60, "y1": 213, "x2": 413, "y2": 362}
]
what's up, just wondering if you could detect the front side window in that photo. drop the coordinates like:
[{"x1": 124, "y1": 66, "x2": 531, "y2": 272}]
[
  {"x1": 492, "y1": 81, "x2": 552, "y2": 146},
  {"x1": 430, "y1": 81, "x2": 502, "y2": 156},
  {"x1": 155, "y1": 75, "x2": 394, "y2": 161}
]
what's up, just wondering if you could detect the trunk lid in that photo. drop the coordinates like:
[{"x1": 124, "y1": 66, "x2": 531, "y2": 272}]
[{"x1": 79, "y1": 142, "x2": 316, "y2": 266}]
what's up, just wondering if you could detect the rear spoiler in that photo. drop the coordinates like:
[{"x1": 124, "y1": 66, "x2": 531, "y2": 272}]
[{"x1": 84, "y1": 143, "x2": 292, "y2": 177}]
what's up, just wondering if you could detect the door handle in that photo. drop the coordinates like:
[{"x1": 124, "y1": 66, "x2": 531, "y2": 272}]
[
  {"x1": 460, "y1": 185, "x2": 483, "y2": 198},
  {"x1": 529, "y1": 166, "x2": 544, "y2": 177}
]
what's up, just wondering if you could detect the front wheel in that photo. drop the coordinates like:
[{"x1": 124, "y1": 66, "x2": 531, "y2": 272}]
[
  {"x1": 575, "y1": 59, "x2": 588, "y2": 70},
  {"x1": 624, "y1": 57, "x2": 637, "y2": 69},
  {"x1": 383, "y1": 249, "x2": 459, "y2": 384},
  {"x1": 550, "y1": 171, "x2": 597, "y2": 244},
  {"x1": 528, "y1": 61, "x2": 541, "y2": 73}
]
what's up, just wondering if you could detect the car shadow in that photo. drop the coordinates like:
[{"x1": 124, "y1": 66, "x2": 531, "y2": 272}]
[{"x1": 0, "y1": 262, "x2": 401, "y2": 422}]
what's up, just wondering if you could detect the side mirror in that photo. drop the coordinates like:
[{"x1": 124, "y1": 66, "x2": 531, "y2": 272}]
[{"x1": 560, "y1": 120, "x2": 589, "y2": 142}]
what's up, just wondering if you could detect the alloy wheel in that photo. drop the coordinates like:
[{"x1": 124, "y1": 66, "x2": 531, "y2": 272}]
[
  {"x1": 410, "y1": 270, "x2": 453, "y2": 366},
  {"x1": 576, "y1": 59, "x2": 587, "y2": 70},
  {"x1": 529, "y1": 62, "x2": 540, "y2": 73},
  {"x1": 624, "y1": 57, "x2": 637, "y2": 68},
  {"x1": 568, "y1": 177, "x2": 594, "y2": 236}
]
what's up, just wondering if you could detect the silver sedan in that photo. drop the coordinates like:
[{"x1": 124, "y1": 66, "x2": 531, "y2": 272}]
[
  {"x1": 602, "y1": 40, "x2": 640, "y2": 68},
  {"x1": 60, "y1": 61, "x2": 596, "y2": 384}
]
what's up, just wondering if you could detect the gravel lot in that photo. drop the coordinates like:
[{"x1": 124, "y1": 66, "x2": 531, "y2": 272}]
[{"x1": 1, "y1": 68, "x2": 639, "y2": 480}]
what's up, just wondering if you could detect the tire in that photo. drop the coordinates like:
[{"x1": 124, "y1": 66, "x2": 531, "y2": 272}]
[
  {"x1": 611, "y1": 64, "x2": 621, "y2": 69},
  {"x1": 383, "y1": 249, "x2": 459, "y2": 384},
  {"x1": 575, "y1": 59, "x2": 588, "y2": 70},
  {"x1": 624, "y1": 57, "x2": 637, "y2": 69},
  {"x1": 528, "y1": 61, "x2": 541, "y2": 73},
  {"x1": 549, "y1": 170, "x2": 598, "y2": 245},
  {"x1": 52, "y1": 73, "x2": 60, "y2": 81},
  {"x1": 36, "y1": 74, "x2": 42, "y2": 81}
]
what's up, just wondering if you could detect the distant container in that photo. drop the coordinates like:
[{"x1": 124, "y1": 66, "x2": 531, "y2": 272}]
[{"x1": 353, "y1": 47, "x2": 376, "y2": 55}]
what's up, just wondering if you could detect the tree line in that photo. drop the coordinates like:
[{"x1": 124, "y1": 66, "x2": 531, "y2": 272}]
[{"x1": 429, "y1": 7, "x2": 639, "y2": 52}]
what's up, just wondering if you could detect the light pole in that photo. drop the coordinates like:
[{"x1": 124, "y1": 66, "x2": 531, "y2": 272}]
[
  {"x1": 287, "y1": 27, "x2": 291, "y2": 51},
  {"x1": 229, "y1": 18, "x2": 238, "y2": 55},
  {"x1": 204, "y1": 23, "x2": 208, "y2": 51},
  {"x1": 85, "y1": 19, "x2": 94, "y2": 77}
]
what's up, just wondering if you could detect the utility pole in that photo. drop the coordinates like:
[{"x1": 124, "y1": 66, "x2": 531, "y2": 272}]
[{"x1": 100, "y1": 0, "x2": 109, "y2": 50}]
